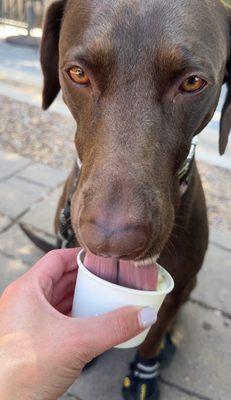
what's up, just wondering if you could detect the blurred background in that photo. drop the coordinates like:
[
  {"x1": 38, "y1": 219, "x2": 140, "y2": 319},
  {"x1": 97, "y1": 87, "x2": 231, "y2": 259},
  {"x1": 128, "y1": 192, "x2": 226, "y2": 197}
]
[{"x1": 0, "y1": 2, "x2": 230, "y2": 400}]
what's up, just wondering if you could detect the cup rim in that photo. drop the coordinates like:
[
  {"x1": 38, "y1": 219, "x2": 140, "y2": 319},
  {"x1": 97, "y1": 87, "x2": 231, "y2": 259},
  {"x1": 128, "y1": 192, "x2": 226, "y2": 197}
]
[{"x1": 77, "y1": 249, "x2": 174, "y2": 296}]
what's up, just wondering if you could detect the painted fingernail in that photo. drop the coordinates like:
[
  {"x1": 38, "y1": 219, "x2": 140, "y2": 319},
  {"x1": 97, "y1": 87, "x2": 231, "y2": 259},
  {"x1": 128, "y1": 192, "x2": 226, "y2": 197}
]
[{"x1": 138, "y1": 307, "x2": 157, "y2": 329}]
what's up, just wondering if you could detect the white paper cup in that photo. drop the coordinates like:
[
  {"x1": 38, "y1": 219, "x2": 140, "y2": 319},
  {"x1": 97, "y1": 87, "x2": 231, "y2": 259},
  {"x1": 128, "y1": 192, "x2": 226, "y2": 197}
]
[{"x1": 72, "y1": 249, "x2": 174, "y2": 348}]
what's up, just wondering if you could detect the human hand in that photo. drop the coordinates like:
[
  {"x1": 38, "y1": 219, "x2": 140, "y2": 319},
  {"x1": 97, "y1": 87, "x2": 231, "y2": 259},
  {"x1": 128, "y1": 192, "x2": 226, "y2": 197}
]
[{"x1": 0, "y1": 249, "x2": 156, "y2": 400}]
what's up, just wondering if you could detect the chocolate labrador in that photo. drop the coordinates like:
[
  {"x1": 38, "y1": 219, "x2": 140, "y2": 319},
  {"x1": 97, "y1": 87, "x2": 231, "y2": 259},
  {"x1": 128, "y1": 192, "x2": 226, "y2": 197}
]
[{"x1": 39, "y1": 0, "x2": 231, "y2": 398}]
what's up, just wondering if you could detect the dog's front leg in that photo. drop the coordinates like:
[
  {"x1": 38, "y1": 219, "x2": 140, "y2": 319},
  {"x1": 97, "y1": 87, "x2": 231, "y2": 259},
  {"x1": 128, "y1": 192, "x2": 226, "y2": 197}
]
[
  {"x1": 122, "y1": 277, "x2": 197, "y2": 400},
  {"x1": 140, "y1": 276, "x2": 197, "y2": 358}
]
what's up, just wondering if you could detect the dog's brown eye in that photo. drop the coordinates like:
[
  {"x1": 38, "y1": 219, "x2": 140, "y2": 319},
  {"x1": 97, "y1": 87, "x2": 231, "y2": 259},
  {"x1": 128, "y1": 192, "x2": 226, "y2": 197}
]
[
  {"x1": 68, "y1": 66, "x2": 90, "y2": 85},
  {"x1": 180, "y1": 76, "x2": 206, "y2": 93}
]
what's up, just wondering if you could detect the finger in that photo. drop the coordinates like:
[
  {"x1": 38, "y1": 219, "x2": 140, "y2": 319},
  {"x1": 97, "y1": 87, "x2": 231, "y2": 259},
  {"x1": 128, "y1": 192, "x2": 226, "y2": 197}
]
[
  {"x1": 51, "y1": 270, "x2": 77, "y2": 306},
  {"x1": 34, "y1": 248, "x2": 79, "y2": 282},
  {"x1": 26, "y1": 248, "x2": 81, "y2": 295},
  {"x1": 75, "y1": 306, "x2": 157, "y2": 359}
]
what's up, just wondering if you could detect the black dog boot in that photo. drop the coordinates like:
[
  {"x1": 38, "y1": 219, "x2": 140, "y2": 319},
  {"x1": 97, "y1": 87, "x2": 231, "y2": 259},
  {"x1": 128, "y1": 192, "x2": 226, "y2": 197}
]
[
  {"x1": 122, "y1": 354, "x2": 160, "y2": 400},
  {"x1": 122, "y1": 332, "x2": 176, "y2": 400},
  {"x1": 157, "y1": 331, "x2": 176, "y2": 367}
]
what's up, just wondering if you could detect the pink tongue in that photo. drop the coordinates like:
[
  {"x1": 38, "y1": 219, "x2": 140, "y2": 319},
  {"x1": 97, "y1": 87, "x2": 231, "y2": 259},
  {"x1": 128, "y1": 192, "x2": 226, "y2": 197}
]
[
  {"x1": 118, "y1": 260, "x2": 158, "y2": 291},
  {"x1": 84, "y1": 253, "x2": 118, "y2": 284},
  {"x1": 84, "y1": 251, "x2": 158, "y2": 291}
]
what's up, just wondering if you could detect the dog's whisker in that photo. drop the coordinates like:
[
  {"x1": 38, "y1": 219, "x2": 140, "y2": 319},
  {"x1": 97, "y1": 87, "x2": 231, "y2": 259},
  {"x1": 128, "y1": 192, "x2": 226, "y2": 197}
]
[{"x1": 165, "y1": 237, "x2": 178, "y2": 259}]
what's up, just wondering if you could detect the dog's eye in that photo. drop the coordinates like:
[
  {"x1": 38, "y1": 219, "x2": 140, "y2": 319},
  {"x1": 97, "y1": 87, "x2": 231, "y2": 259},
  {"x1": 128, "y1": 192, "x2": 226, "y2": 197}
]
[
  {"x1": 180, "y1": 76, "x2": 206, "y2": 93},
  {"x1": 68, "y1": 66, "x2": 90, "y2": 85}
]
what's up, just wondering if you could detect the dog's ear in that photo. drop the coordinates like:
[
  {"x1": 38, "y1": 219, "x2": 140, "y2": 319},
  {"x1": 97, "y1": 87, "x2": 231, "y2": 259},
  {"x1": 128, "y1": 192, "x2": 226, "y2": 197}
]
[
  {"x1": 40, "y1": 0, "x2": 66, "y2": 110},
  {"x1": 219, "y1": 66, "x2": 231, "y2": 155},
  {"x1": 219, "y1": 3, "x2": 231, "y2": 155}
]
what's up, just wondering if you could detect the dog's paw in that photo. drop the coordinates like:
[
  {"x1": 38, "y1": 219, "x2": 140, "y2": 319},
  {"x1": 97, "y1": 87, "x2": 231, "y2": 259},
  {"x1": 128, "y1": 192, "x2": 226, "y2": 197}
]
[
  {"x1": 121, "y1": 332, "x2": 177, "y2": 399},
  {"x1": 121, "y1": 357, "x2": 160, "y2": 400},
  {"x1": 158, "y1": 331, "x2": 177, "y2": 367},
  {"x1": 122, "y1": 374, "x2": 159, "y2": 400}
]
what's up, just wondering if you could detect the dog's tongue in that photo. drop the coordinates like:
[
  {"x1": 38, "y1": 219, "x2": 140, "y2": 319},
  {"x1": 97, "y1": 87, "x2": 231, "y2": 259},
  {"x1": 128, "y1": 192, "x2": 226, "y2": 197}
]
[
  {"x1": 84, "y1": 253, "x2": 118, "y2": 284},
  {"x1": 84, "y1": 252, "x2": 158, "y2": 291},
  {"x1": 118, "y1": 260, "x2": 158, "y2": 291}
]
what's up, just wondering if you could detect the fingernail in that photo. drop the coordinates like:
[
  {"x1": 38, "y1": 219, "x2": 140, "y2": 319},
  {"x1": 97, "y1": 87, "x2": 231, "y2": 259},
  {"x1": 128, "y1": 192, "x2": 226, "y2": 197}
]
[{"x1": 138, "y1": 307, "x2": 157, "y2": 329}]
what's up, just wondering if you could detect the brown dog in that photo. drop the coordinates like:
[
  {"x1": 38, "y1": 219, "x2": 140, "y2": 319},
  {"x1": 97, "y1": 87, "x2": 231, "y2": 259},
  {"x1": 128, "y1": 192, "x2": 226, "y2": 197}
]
[{"x1": 39, "y1": 0, "x2": 231, "y2": 398}]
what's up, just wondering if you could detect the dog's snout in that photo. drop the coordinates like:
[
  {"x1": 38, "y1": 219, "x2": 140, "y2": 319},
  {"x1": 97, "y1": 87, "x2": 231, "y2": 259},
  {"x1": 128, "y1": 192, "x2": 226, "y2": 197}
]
[{"x1": 79, "y1": 212, "x2": 151, "y2": 258}]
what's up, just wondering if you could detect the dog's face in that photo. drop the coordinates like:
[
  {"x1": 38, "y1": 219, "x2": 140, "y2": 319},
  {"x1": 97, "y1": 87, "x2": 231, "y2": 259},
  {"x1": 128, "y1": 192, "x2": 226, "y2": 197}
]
[{"x1": 41, "y1": 0, "x2": 231, "y2": 261}]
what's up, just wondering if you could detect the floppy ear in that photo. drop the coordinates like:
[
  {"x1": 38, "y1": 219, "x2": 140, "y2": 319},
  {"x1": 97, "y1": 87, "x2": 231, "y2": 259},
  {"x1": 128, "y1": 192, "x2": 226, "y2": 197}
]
[
  {"x1": 219, "y1": 3, "x2": 231, "y2": 155},
  {"x1": 40, "y1": 0, "x2": 66, "y2": 110},
  {"x1": 219, "y1": 69, "x2": 231, "y2": 155}
]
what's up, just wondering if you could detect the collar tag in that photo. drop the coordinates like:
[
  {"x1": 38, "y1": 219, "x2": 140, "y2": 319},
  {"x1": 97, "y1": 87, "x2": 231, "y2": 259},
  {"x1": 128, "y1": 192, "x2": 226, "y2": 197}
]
[{"x1": 178, "y1": 136, "x2": 198, "y2": 195}]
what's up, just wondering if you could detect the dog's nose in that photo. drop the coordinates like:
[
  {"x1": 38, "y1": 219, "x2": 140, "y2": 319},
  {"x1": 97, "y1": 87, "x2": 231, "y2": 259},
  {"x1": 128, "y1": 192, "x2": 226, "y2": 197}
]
[{"x1": 79, "y1": 214, "x2": 151, "y2": 258}]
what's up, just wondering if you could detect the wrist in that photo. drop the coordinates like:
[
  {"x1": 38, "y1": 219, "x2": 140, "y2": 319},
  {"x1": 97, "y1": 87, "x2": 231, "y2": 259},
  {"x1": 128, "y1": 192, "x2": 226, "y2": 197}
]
[
  {"x1": 0, "y1": 370, "x2": 33, "y2": 400},
  {"x1": 0, "y1": 339, "x2": 36, "y2": 400},
  {"x1": 0, "y1": 370, "x2": 18, "y2": 400}
]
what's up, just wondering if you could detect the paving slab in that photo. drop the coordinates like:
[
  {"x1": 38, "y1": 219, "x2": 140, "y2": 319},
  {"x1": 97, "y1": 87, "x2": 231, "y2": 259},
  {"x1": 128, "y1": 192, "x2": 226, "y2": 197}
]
[
  {"x1": 209, "y1": 228, "x2": 231, "y2": 250},
  {"x1": 191, "y1": 243, "x2": 231, "y2": 315},
  {"x1": 158, "y1": 383, "x2": 199, "y2": 400},
  {"x1": 68, "y1": 347, "x2": 136, "y2": 400},
  {"x1": 68, "y1": 301, "x2": 231, "y2": 400},
  {"x1": 68, "y1": 348, "x2": 199, "y2": 400},
  {"x1": 20, "y1": 186, "x2": 63, "y2": 235},
  {"x1": 59, "y1": 394, "x2": 81, "y2": 400},
  {"x1": 17, "y1": 163, "x2": 67, "y2": 189},
  {"x1": 0, "y1": 150, "x2": 31, "y2": 181},
  {"x1": 0, "y1": 176, "x2": 50, "y2": 218},
  {"x1": 161, "y1": 302, "x2": 231, "y2": 400},
  {"x1": 0, "y1": 252, "x2": 28, "y2": 294},
  {"x1": 0, "y1": 213, "x2": 11, "y2": 232},
  {"x1": 0, "y1": 224, "x2": 44, "y2": 265},
  {"x1": 68, "y1": 381, "x2": 198, "y2": 400}
]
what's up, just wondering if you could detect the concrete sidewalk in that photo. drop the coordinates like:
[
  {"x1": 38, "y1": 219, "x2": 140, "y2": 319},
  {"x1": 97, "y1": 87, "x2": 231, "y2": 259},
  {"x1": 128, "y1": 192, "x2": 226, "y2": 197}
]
[{"x1": 0, "y1": 149, "x2": 230, "y2": 400}]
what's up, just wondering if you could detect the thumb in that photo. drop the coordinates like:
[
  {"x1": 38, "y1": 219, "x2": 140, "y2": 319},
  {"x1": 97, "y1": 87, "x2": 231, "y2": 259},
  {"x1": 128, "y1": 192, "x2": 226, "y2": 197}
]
[{"x1": 76, "y1": 306, "x2": 157, "y2": 360}]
